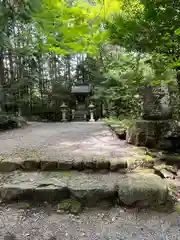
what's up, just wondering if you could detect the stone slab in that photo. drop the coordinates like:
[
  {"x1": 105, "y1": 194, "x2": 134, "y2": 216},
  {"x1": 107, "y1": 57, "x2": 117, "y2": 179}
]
[
  {"x1": 0, "y1": 156, "x2": 129, "y2": 172},
  {"x1": 0, "y1": 171, "x2": 171, "y2": 207}
]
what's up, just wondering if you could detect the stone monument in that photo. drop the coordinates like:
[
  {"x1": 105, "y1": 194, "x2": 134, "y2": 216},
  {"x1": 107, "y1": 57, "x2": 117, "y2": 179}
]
[
  {"x1": 126, "y1": 82, "x2": 179, "y2": 150},
  {"x1": 143, "y1": 84, "x2": 172, "y2": 120}
]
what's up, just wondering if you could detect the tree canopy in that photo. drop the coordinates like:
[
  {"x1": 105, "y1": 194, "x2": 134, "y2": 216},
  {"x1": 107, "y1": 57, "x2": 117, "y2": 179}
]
[{"x1": 108, "y1": 0, "x2": 180, "y2": 68}]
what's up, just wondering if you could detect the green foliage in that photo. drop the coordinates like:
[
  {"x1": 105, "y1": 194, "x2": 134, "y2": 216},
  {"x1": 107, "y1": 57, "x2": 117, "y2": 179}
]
[
  {"x1": 103, "y1": 117, "x2": 134, "y2": 129},
  {"x1": 0, "y1": 113, "x2": 27, "y2": 130},
  {"x1": 34, "y1": 0, "x2": 120, "y2": 55},
  {"x1": 93, "y1": 51, "x2": 147, "y2": 117},
  {"x1": 108, "y1": 0, "x2": 180, "y2": 69}
]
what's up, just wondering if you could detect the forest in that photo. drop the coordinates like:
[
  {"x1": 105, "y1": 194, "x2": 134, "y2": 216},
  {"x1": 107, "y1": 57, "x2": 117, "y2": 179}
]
[{"x1": 0, "y1": 0, "x2": 180, "y2": 124}]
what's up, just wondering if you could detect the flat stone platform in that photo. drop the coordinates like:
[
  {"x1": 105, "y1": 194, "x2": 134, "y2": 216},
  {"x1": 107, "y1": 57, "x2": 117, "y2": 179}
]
[{"x1": 0, "y1": 122, "x2": 143, "y2": 171}]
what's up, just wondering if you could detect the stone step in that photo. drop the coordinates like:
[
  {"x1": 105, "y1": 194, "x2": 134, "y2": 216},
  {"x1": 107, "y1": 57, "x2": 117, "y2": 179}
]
[
  {"x1": 74, "y1": 114, "x2": 86, "y2": 119},
  {"x1": 74, "y1": 117, "x2": 85, "y2": 121},
  {"x1": 74, "y1": 115, "x2": 86, "y2": 120},
  {"x1": 0, "y1": 156, "x2": 128, "y2": 172},
  {"x1": 0, "y1": 171, "x2": 171, "y2": 208}
]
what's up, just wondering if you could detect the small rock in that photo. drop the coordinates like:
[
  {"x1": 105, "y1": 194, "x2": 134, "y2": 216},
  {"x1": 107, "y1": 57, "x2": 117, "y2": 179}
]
[
  {"x1": 57, "y1": 209, "x2": 65, "y2": 214},
  {"x1": 119, "y1": 208, "x2": 125, "y2": 213},
  {"x1": 162, "y1": 170, "x2": 175, "y2": 179},
  {"x1": 165, "y1": 165, "x2": 178, "y2": 175},
  {"x1": 111, "y1": 217, "x2": 116, "y2": 222},
  {"x1": 24, "y1": 233, "x2": 30, "y2": 237},
  {"x1": 154, "y1": 165, "x2": 175, "y2": 179}
]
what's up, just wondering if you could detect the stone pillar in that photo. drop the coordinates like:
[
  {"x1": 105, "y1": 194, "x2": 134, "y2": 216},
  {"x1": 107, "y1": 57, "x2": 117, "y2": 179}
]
[
  {"x1": 60, "y1": 102, "x2": 68, "y2": 122},
  {"x1": 84, "y1": 112, "x2": 87, "y2": 121},
  {"x1": 88, "y1": 103, "x2": 95, "y2": 122},
  {"x1": 126, "y1": 82, "x2": 174, "y2": 149}
]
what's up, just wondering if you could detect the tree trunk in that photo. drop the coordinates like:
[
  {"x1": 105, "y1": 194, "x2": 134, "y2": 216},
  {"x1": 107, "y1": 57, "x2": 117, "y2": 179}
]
[{"x1": 0, "y1": 52, "x2": 5, "y2": 86}]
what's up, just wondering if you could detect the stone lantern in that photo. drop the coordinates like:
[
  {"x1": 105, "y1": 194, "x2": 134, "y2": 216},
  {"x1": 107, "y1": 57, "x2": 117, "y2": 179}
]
[
  {"x1": 88, "y1": 102, "x2": 95, "y2": 122},
  {"x1": 17, "y1": 108, "x2": 22, "y2": 117},
  {"x1": 60, "y1": 102, "x2": 68, "y2": 122},
  {"x1": 71, "y1": 109, "x2": 75, "y2": 120}
]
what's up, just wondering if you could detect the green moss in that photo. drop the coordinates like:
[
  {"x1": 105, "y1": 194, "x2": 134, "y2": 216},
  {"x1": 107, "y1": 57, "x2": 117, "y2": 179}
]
[
  {"x1": 133, "y1": 169, "x2": 155, "y2": 174},
  {"x1": 0, "y1": 155, "x2": 5, "y2": 162},
  {"x1": 70, "y1": 200, "x2": 82, "y2": 214},
  {"x1": 128, "y1": 154, "x2": 154, "y2": 166},
  {"x1": 142, "y1": 155, "x2": 153, "y2": 162},
  {"x1": 102, "y1": 117, "x2": 134, "y2": 129},
  {"x1": 18, "y1": 202, "x2": 31, "y2": 209},
  {"x1": 134, "y1": 147, "x2": 147, "y2": 155},
  {"x1": 57, "y1": 199, "x2": 82, "y2": 214},
  {"x1": 63, "y1": 171, "x2": 72, "y2": 177},
  {"x1": 128, "y1": 158, "x2": 137, "y2": 165}
]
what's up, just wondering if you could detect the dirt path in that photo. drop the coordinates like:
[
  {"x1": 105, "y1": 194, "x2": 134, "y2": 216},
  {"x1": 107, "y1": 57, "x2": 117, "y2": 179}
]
[{"x1": 0, "y1": 204, "x2": 179, "y2": 240}]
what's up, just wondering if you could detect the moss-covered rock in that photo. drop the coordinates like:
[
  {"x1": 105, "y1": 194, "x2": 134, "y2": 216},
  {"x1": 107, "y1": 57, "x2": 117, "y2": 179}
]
[
  {"x1": 57, "y1": 199, "x2": 82, "y2": 214},
  {"x1": 118, "y1": 173, "x2": 169, "y2": 206}
]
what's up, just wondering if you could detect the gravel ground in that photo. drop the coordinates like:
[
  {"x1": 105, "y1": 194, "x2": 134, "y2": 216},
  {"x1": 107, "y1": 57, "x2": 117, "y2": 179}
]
[
  {"x1": 0, "y1": 122, "x2": 139, "y2": 162},
  {"x1": 0, "y1": 204, "x2": 180, "y2": 240}
]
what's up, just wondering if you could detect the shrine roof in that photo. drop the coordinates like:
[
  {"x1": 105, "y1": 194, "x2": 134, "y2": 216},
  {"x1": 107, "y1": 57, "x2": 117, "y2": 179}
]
[{"x1": 71, "y1": 84, "x2": 91, "y2": 94}]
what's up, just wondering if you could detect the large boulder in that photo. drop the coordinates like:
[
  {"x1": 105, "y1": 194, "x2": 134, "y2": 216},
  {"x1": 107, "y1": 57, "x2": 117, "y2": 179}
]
[{"x1": 118, "y1": 173, "x2": 168, "y2": 206}]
